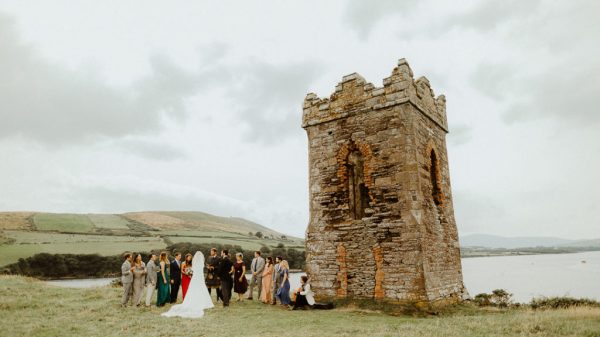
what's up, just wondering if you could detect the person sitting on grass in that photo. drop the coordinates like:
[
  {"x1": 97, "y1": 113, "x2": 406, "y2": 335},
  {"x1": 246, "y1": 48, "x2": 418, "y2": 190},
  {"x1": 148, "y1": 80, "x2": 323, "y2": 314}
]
[{"x1": 291, "y1": 276, "x2": 314, "y2": 310}]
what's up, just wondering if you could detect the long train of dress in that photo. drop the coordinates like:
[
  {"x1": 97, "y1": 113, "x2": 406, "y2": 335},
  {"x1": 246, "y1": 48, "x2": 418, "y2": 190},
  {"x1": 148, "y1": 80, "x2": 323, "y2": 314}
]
[{"x1": 161, "y1": 252, "x2": 214, "y2": 318}]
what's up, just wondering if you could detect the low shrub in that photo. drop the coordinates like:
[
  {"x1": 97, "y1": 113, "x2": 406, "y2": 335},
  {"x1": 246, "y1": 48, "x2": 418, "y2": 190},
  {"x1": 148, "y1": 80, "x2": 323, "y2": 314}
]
[
  {"x1": 473, "y1": 289, "x2": 513, "y2": 308},
  {"x1": 530, "y1": 296, "x2": 600, "y2": 310}
]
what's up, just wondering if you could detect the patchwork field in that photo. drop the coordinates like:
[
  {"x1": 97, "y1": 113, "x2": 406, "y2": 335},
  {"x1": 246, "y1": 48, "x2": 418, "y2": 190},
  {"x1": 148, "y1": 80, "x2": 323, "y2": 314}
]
[
  {"x1": 33, "y1": 213, "x2": 95, "y2": 233},
  {"x1": 0, "y1": 211, "x2": 302, "y2": 267}
]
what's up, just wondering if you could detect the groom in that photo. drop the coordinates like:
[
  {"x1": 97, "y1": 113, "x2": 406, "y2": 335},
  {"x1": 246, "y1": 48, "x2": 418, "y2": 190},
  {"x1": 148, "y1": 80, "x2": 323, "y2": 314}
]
[
  {"x1": 217, "y1": 249, "x2": 233, "y2": 307},
  {"x1": 170, "y1": 253, "x2": 182, "y2": 303}
]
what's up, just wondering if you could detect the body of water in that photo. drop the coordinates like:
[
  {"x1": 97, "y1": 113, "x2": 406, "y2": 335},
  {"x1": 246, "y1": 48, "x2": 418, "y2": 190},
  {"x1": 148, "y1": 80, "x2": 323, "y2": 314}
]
[
  {"x1": 462, "y1": 251, "x2": 600, "y2": 303},
  {"x1": 47, "y1": 251, "x2": 600, "y2": 303},
  {"x1": 46, "y1": 278, "x2": 115, "y2": 288}
]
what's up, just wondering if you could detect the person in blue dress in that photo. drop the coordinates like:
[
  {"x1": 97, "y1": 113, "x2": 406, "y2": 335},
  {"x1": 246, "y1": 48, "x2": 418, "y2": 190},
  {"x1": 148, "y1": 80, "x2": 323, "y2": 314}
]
[{"x1": 276, "y1": 260, "x2": 291, "y2": 306}]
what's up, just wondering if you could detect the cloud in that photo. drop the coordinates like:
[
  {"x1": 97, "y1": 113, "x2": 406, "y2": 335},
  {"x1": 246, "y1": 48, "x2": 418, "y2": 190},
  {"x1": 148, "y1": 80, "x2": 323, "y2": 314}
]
[
  {"x1": 342, "y1": 0, "x2": 417, "y2": 39},
  {"x1": 453, "y1": 190, "x2": 506, "y2": 234},
  {"x1": 499, "y1": 63, "x2": 600, "y2": 125},
  {"x1": 466, "y1": 2, "x2": 600, "y2": 126},
  {"x1": 56, "y1": 175, "x2": 302, "y2": 236},
  {"x1": 472, "y1": 59, "x2": 600, "y2": 126},
  {"x1": 0, "y1": 13, "x2": 225, "y2": 146},
  {"x1": 440, "y1": 0, "x2": 540, "y2": 32},
  {"x1": 0, "y1": 13, "x2": 321, "y2": 147},
  {"x1": 63, "y1": 175, "x2": 250, "y2": 216},
  {"x1": 226, "y1": 60, "x2": 323, "y2": 143},
  {"x1": 109, "y1": 137, "x2": 189, "y2": 161},
  {"x1": 448, "y1": 124, "x2": 473, "y2": 146}
]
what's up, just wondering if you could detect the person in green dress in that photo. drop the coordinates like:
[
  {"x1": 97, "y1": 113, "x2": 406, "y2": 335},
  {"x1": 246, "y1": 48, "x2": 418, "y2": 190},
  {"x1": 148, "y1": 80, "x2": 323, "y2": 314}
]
[{"x1": 157, "y1": 251, "x2": 171, "y2": 307}]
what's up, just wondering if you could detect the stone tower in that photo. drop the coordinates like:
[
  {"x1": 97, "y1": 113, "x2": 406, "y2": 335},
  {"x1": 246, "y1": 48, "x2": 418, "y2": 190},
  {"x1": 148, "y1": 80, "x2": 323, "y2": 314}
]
[{"x1": 302, "y1": 59, "x2": 466, "y2": 306}]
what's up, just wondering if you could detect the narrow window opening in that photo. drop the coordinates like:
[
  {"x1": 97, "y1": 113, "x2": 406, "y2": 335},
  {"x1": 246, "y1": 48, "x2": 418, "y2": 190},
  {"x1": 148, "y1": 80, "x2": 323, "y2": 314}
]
[
  {"x1": 347, "y1": 151, "x2": 369, "y2": 219},
  {"x1": 430, "y1": 150, "x2": 443, "y2": 206}
]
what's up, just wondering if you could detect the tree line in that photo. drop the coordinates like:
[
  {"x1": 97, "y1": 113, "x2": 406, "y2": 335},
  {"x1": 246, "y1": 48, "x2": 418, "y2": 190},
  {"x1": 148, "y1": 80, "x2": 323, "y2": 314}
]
[{"x1": 3, "y1": 242, "x2": 305, "y2": 279}]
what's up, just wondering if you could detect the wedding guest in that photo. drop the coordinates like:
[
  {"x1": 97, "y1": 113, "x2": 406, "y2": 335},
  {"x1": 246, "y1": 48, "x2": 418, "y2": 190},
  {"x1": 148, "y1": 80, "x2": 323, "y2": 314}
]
[
  {"x1": 170, "y1": 252, "x2": 182, "y2": 303},
  {"x1": 292, "y1": 276, "x2": 314, "y2": 310},
  {"x1": 205, "y1": 248, "x2": 222, "y2": 302},
  {"x1": 181, "y1": 253, "x2": 193, "y2": 301},
  {"x1": 144, "y1": 254, "x2": 158, "y2": 307},
  {"x1": 260, "y1": 256, "x2": 274, "y2": 304},
  {"x1": 271, "y1": 256, "x2": 282, "y2": 305},
  {"x1": 217, "y1": 249, "x2": 234, "y2": 307},
  {"x1": 132, "y1": 253, "x2": 147, "y2": 306},
  {"x1": 121, "y1": 252, "x2": 134, "y2": 307},
  {"x1": 247, "y1": 251, "x2": 265, "y2": 300},
  {"x1": 233, "y1": 253, "x2": 248, "y2": 302},
  {"x1": 157, "y1": 252, "x2": 171, "y2": 307},
  {"x1": 276, "y1": 260, "x2": 291, "y2": 307}
]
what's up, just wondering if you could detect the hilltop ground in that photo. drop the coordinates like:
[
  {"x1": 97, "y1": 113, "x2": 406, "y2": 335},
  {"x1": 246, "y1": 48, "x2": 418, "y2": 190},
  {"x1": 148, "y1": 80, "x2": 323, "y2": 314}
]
[
  {"x1": 0, "y1": 275, "x2": 599, "y2": 337},
  {"x1": 0, "y1": 211, "x2": 303, "y2": 267}
]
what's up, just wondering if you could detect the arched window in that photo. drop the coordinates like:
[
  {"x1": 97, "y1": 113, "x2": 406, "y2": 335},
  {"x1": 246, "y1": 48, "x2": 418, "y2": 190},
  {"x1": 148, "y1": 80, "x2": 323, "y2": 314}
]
[
  {"x1": 430, "y1": 150, "x2": 443, "y2": 206},
  {"x1": 346, "y1": 150, "x2": 369, "y2": 219}
]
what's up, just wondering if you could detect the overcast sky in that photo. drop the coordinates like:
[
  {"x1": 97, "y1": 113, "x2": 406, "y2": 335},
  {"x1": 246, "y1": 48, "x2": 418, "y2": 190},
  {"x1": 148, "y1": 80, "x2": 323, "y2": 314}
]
[{"x1": 1, "y1": 1, "x2": 598, "y2": 239}]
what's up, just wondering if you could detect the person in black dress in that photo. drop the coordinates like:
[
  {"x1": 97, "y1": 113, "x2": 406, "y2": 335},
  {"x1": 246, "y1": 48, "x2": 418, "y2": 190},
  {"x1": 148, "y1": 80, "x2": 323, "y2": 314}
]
[
  {"x1": 217, "y1": 249, "x2": 234, "y2": 307},
  {"x1": 233, "y1": 253, "x2": 248, "y2": 302}
]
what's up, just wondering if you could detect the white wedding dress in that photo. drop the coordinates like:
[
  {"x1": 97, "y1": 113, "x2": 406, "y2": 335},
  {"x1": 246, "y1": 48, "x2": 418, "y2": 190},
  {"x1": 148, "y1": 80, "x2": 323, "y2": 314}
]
[{"x1": 162, "y1": 251, "x2": 214, "y2": 318}]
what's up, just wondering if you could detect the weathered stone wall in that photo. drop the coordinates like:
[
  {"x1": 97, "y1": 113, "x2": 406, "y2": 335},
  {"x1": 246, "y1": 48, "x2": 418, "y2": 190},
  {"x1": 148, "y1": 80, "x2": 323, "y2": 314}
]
[{"x1": 302, "y1": 59, "x2": 465, "y2": 305}]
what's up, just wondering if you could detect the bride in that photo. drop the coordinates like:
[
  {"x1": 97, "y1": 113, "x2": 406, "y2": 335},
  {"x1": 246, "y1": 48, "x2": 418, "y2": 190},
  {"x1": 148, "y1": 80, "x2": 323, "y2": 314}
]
[{"x1": 162, "y1": 251, "x2": 214, "y2": 318}]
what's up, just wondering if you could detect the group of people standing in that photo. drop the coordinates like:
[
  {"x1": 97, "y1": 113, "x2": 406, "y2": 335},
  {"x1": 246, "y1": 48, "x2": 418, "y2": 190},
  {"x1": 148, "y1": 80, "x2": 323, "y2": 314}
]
[
  {"x1": 205, "y1": 248, "x2": 314, "y2": 310},
  {"x1": 120, "y1": 248, "x2": 314, "y2": 312},
  {"x1": 120, "y1": 251, "x2": 189, "y2": 307}
]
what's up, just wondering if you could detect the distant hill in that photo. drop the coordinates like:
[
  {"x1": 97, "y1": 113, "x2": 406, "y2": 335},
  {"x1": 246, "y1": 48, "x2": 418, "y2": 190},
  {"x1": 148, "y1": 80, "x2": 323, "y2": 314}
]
[
  {"x1": 0, "y1": 211, "x2": 298, "y2": 239},
  {"x1": 559, "y1": 238, "x2": 600, "y2": 248},
  {"x1": 460, "y1": 234, "x2": 600, "y2": 249},
  {"x1": 0, "y1": 211, "x2": 303, "y2": 267},
  {"x1": 122, "y1": 211, "x2": 292, "y2": 239}
]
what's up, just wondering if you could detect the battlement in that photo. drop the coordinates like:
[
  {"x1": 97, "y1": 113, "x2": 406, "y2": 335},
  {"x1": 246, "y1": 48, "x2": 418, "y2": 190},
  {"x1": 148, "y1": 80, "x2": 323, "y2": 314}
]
[{"x1": 302, "y1": 58, "x2": 448, "y2": 132}]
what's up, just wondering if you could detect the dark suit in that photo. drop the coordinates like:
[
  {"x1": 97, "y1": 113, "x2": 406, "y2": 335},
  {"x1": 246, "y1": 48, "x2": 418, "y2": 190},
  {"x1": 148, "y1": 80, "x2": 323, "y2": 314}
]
[
  {"x1": 206, "y1": 255, "x2": 222, "y2": 301},
  {"x1": 218, "y1": 255, "x2": 233, "y2": 306},
  {"x1": 170, "y1": 259, "x2": 182, "y2": 303}
]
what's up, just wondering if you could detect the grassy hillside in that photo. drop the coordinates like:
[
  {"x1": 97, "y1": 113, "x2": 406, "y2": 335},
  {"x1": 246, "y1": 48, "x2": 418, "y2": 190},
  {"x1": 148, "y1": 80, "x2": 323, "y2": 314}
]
[
  {"x1": 0, "y1": 211, "x2": 303, "y2": 267},
  {"x1": 1, "y1": 275, "x2": 599, "y2": 337}
]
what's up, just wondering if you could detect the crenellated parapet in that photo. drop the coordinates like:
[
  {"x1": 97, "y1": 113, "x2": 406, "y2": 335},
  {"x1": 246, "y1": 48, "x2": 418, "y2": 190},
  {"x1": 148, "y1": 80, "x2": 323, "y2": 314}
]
[{"x1": 302, "y1": 58, "x2": 448, "y2": 132}]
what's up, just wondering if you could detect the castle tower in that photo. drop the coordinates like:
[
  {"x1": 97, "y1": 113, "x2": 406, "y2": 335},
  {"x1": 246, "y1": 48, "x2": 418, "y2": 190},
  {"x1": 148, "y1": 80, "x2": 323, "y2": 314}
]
[{"x1": 302, "y1": 59, "x2": 466, "y2": 305}]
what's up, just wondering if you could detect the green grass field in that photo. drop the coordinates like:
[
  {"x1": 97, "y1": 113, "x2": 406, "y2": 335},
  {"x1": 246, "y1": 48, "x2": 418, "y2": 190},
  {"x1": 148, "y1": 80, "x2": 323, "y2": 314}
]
[
  {"x1": 33, "y1": 213, "x2": 95, "y2": 233},
  {"x1": 0, "y1": 240, "x2": 166, "y2": 266},
  {"x1": 2, "y1": 230, "x2": 160, "y2": 244},
  {"x1": 1, "y1": 275, "x2": 599, "y2": 337},
  {"x1": 87, "y1": 214, "x2": 132, "y2": 229}
]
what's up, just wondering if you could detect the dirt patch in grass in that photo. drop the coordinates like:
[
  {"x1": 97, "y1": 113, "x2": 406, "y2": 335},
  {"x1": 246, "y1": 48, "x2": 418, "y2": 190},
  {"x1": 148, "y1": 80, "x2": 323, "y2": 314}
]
[
  {"x1": 0, "y1": 212, "x2": 35, "y2": 230},
  {"x1": 122, "y1": 212, "x2": 186, "y2": 230}
]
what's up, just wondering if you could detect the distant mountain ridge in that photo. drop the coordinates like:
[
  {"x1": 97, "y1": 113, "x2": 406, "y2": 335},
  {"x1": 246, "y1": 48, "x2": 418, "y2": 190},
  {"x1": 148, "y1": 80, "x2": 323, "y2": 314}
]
[{"x1": 460, "y1": 234, "x2": 600, "y2": 249}]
